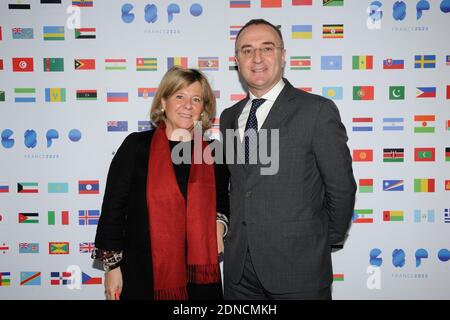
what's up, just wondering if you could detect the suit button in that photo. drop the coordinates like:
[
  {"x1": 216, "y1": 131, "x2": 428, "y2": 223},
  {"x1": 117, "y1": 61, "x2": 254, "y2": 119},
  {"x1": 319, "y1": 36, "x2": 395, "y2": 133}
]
[
  {"x1": 242, "y1": 221, "x2": 247, "y2": 226},
  {"x1": 245, "y1": 191, "x2": 252, "y2": 198}
]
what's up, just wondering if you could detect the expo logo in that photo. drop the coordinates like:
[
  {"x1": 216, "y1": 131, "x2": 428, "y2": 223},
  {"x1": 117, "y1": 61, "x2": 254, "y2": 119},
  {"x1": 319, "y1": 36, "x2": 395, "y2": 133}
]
[
  {"x1": 121, "y1": 3, "x2": 203, "y2": 24},
  {"x1": 369, "y1": 248, "x2": 450, "y2": 268},
  {"x1": 1, "y1": 129, "x2": 82, "y2": 149},
  {"x1": 367, "y1": 0, "x2": 450, "y2": 29}
]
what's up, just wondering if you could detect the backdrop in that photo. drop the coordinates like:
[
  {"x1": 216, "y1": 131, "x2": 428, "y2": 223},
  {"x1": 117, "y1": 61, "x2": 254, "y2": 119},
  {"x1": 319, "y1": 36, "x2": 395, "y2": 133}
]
[{"x1": 0, "y1": 0, "x2": 449, "y2": 300}]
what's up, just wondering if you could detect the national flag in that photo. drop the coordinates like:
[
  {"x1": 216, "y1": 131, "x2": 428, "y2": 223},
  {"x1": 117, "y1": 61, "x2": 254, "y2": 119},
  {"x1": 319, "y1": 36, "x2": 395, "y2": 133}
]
[
  {"x1": 50, "y1": 272, "x2": 72, "y2": 285},
  {"x1": 75, "y1": 28, "x2": 96, "y2": 39},
  {"x1": 321, "y1": 56, "x2": 342, "y2": 70},
  {"x1": 230, "y1": 93, "x2": 247, "y2": 101},
  {"x1": 352, "y1": 117, "x2": 373, "y2": 132},
  {"x1": 0, "y1": 91, "x2": 4, "y2": 102},
  {"x1": 414, "y1": 178, "x2": 435, "y2": 192},
  {"x1": 78, "y1": 180, "x2": 100, "y2": 194},
  {"x1": 41, "y1": 0, "x2": 62, "y2": 3},
  {"x1": 383, "y1": 210, "x2": 404, "y2": 221},
  {"x1": 17, "y1": 182, "x2": 38, "y2": 193},
  {"x1": 324, "y1": 0, "x2": 344, "y2": 6},
  {"x1": 18, "y1": 213, "x2": 39, "y2": 224},
  {"x1": 76, "y1": 90, "x2": 97, "y2": 101},
  {"x1": 48, "y1": 182, "x2": 69, "y2": 193},
  {"x1": 416, "y1": 87, "x2": 436, "y2": 98},
  {"x1": 447, "y1": 85, "x2": 450, "y2": 99},
  {"x1": 383, "y1": 148, "x2": 404, "y2": 162},
  {"x1": 389, "y1": 86, "x2": 405, "y2": 100},
  {"x1": 138, "y1": 88, "x2": 157, "y2": 99},
  {"x1": 353, "y1": 149, "x2": 373, "y2": 162},
  {"x1": 352, "y1": 209, "x2": 373, "y2": 223},
  {"x1": 12, "y1": 27, "x2": 33, "y2": 39},
  {"x1": 445, "y1": 180, "x2": 450, "y2": 191},
  {"x1": 19, "y1": 242, "x2": 40, "y2": 254},
  {"x1": 72, "y1": 0, "x2": 93, "y2": 6},
  {"x1": 74, "y1": 59, "x2": 96, "y2": 70},
  {"x1": 230, "y1": 1, "x2": 251, "y2": 8},
  {"x1": 446, "y1": 55, "x2": 450, "y2": 66},
  {"x1": 333, "y1": 274, "x2": 345, "y2": 282},
  {"x1": 414, "y1": 55, "x2": 436, "y2": 69},
  {"x1": 107, "y1": 121, "x2": 128, "y2": 132},
  {"x1": 444, "y1": 209, "x2": 450, "y2": 223},
  {"x1": 43, "y1": 58, "x2": 64, "y2": 72},
  {"x1": 49, "y1": 242, "x2": 69, "y2": 255},
  {"x1": 230, "y1": 26, "x2": 242, "y2": 40},
  {"x1": 414, "y1": 209, "x2": 435, "y2": 223},
  {"x1": 383, "y1": 58, "x2": 404, "y2": 70},
  {"x1": 14, "y1": 88, "x2": 36, "y2": 103},
  {"x1": 414, "y1": 115, "x2": 435, "y2": 133},
  {"x1": 322, "y1": 24, "x2": 343, "y2": 39},
  {"x1": 352, "y1": 55, "x2": 373, "y2": 70},
  {"x1": 8, "y1": 2, "x2": 31, "y2": 9},
  {"x1": 79, "y1": 242, "x2": 95, "y2": 254},
  {"x1": 358, "y1": 179, "x2": 373, "y2": 193},
  {"x1": 290, "y1": 56, "x2": 311, "y2": 70},
  {"x1": 0, "y1": 59, "x2": 3, "y2": 70},
  {"x1": 382, "y1": 117, "x2": 404, "y2": 131},
  {"x1": 82, "y1": 272, "x2": 102, "y2": 285},
  {"x1": 107, "y1": 92, "x2": 128, "y2": 102},
  {"x1": 261, "y1": 0, "x2": 281, "y2": 7},
  {"x1": 138, "y1": 121, "x2": 153, "y2": 132},
  {"x1": 167, "y1": 57, "x2": 188, "y2": 69},
  {"x1": 0, "y1": 272, "x2": 11, "y2": 286},
  {"x1": 43, "y1": 26, "x2": 64, "y2": 40},
  {"x1": 48, "y1": 211, "x2": 69, "y2": 225},
  {"x1": 292, "y1": 25, "x2": 312, "y2": 39},
  {"x1": 105, "y1": 58, "x2": 127, "y2": 71},
  {"x1": 78, "y1": 210, "x2": 100, "y2": 225},
  {"x1": 198, "y1": 57, "x2": 219, "y2": 71},
  {"x1": 0, "y1": 243, "x2": 9, "y2": 254},
  {"x1": 45, "y1": 88, "x2": 66, "y2": 102},
  {"x1": 0, "y1": 27, "x2": 2, "y2": 40},
  {"x1": 0, "y1": 185, "x2": 9, "y2": 193},
  {"x1": 20, "y1": 272, "x2": 41, "y2": 286},
  {"x1": 414, "y1": 147, "x2": 435, "y2": 162},
  {"x1": 447, "y1": 120, "x2": 450, "y2": 131},
  {"x1": 136, "y1": 58, "x2": 157, "y2": 71},
  {"x1": 12, "y1": 57, "x2": 33, "y2": 72},
  {"x1": 229, "y1": 57, "x2": 238, "y2": 71},
  {"x1": 322, "y1": 86, "x2": 343, "y2": 100},
  {"x1": 446, "y1": 147, "x2": 450, "y2": 162},
  {"x1": 293, "y1": 0, "x2": 312, "y2": 5},
  {"x1": 353, "y1": 86, "x2": 374, "y2": 100},
  {"x1": 383, "y1": 180, "x2": 404, "y2": 191}
]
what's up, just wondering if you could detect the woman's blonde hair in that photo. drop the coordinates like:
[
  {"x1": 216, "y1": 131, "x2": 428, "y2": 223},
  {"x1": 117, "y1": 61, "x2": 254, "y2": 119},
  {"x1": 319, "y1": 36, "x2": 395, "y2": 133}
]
[{"x1": 150, "y1": 67, "x2": 216, "y2": 130}]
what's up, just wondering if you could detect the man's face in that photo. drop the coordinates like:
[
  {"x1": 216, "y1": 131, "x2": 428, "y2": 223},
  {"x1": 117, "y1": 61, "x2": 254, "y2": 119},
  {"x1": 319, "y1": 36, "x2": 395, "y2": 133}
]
[{"x1": 235, "y1": 24, "x2": 285, "y2": 97}]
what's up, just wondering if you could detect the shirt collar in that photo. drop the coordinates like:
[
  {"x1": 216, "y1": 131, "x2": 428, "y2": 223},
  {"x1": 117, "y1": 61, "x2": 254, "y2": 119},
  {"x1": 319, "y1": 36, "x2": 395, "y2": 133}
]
[{"x1": 248, "y1": 78, "x2": 285, "y2": 103}]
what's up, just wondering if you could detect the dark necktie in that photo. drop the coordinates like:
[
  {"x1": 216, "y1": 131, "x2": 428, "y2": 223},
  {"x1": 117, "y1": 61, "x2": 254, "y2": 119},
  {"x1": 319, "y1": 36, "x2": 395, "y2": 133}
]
[{"x1": 244, "y1": 98, "x2": 266, "y2": 164}]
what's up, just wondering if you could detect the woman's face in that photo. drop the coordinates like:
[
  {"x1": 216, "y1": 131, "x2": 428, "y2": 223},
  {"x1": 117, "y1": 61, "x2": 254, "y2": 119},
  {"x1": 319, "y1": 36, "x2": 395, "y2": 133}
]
[{"x1": 162, "y1": 81, "x2": 204, "y2": 139}]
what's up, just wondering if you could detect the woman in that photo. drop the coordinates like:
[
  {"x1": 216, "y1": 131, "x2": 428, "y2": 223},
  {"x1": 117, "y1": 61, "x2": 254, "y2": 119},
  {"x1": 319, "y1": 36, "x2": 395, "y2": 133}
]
[{"x1": 92, "y1": 67, "x2": 229, "y2": 300}]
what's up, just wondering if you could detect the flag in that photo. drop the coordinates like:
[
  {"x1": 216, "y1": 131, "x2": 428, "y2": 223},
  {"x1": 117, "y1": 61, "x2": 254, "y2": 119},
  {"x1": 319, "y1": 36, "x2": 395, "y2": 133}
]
[
  {"x1": 48, "y1": 211, "x2": 69, "y2": 225},
  {"x1": 0, "y1": 91, "x2": 4, "y2": 102},
  {"x1": 229, "y1": 57, "x2": 238, "y2": 71},
  {"x1": 107, "y1": 92, "x2": 128, "y2": 102},
  {"x1": 50, "y1": 272, "x2": 72, "y2": 285},
  {"x1": 290, "y1": 56, "x2": 311, "y2": 70},
  {"x1": 19, "y1": 242, "x2": 39, "y2": 254},
  {"x1": 352, "y1": 117, "x2": 373, "y2": 132},
  {"x1": 414, "y1": 55, "x2": 436, "y2": 69},
  {"x1": 323, "y1": 0, "x2": 344, "y2": 6},
  {"x1": 446, "y1": 55, "x2": 450, "y2": 66},
  {"x1": 41, "y1": 0, "x2": 62, "y2": 3},
  {"x1": 76, "y1": 90, "x2": 97, "y2": 101},
  {"x1": 353, "y1": 86, "x2": 374, "y2": 100},
  {"x1": 414, "y1": 178, "x2": 435, "y2": 192},
  {"x1": 352, "y1": 55, "x2": 373, "y2": 70},
  {"x1": 333, "y1": 274, "x2": 345, "y2": 282},
  {"x1": 78, "y1": 180, "x2": 100, "y2": 194},
  {"x1": 20, "y1": 272, "x2": 41, "y2": 286},
  {"x1": 72, "y1": 0, "x2": 93, "y2": 6},
  {"x1": 0, "y1": 59, "x2": 3, "y2": 70},
  {"x1": 18, "y1": 213, "x2": 39, "y2": 224},
  {"x1": 292, "y1": 25, "x2": 312, "y2": 39},
  {"x1": 12, "y1": 57, "x2": 33, "y2": 72},
  {"x1": 383, "y1": 58, "x2": 404, "y2": 70},
  {"x1": 358, "y1": 179, "x2": 373, "y2": 193},
  {"x1": 75, "y1": 28, "x2": 96, "y2": 39},
  {"x1": 43, "y1": 26, "x2": 64, "y2": 40},
  {"x1": 322, "y1": 24, "x2": 343, "y2": 39},
  {"x1": 261, "y1": 0, "x2": 281, "y2": 8},
  {"x1": 414, "y1": 115, "x2": 435, "y2": 133},
  {"x1": 383, "y1": 117, "x2": 404, "y2": 131},
  {"x1": 0, "y1": 185, "x2": 9, "y2": 193},
  {"x1": 48, "y1": 182, "x2": 68, "y2": 193},
  {"x1": 105, "y1": 59, "x2": 126, "y2": 71},
  {"x1": 446, "y1": 147, "x2": 450, "y2": 162},
  {"x1": 445, "y1": 180, "x2": 450, "y2": 191},
  {"x1": 322, "y1": 86, "x2": 343, "y2": 100},
  {"x1": 445, "y1": 209, "x2": 450, "y2": 223},
  {"x1": 447, "y1": 85, "x2": 450, "y2": 99},
  {"x1": 293, "y1": 0, "x2": 312, "y2": 5},
  {"x1": 383, "y1": 210, "x2": 404, "y2": 221},
  {"x1": 136, "y1": 58, "x2": 157, "y2": 71},
  {"x1": 167, "y1": 57, "x2": 188, "y2": 69},
  {"x1": 416, "y1": 87, "x2": 436, "y2": 98},
  {"x1": 414, "y1": 209, "x2": 435, "y2": 223},
  {"x1": 230, "y1": 1, "x2": 250, "y2": 8},
  {"x1": 383, "y1": 148, "x2": 404, "y2": 162},
  {"x1": 45, "y1": 88, "x2": 66, "y2": 102},
  {"x1": 82, "y1": 272, "x2": 102, "y2": 285},
  {"x1": 49, "y1": 242, "x2": 69, "y2": 255},
  {"x1": 79, "y1": 242, "x2": 95, "y2": 254},
  {"x1": 447, "y1": 120, "x2": 450, "y2": 131},
  {"x1": 74, "y1": 59, "x2": 95, "y2": 70},
  {"x1": 414, "y1": 148, "x2": 435, "y2": 162},
  {"x1": 383, "y1": 180, "x2": 404, "y2": 191},
  {"x1": 389, "y1": 86, "x2": 405, "y2": 100},
  {"x1": 107, "y1": 121, "x2": 128, "y2": 132},
  {"x1": 353, "y1": 209, "x2": 373, "y2": 223},
  {"x1": 43, "y1": 58, "x2": 64, "y2": 72},
  {"x1": 14, "y1": 88, "x2": 36, "y2": 103},
  {"x1": 353, "y1": 149, "x2": 373, "y2": 162},
  {"x1": 230, "y1": 26, "x2": 242, "y2": 40},
  {"x1": 0, "y1": 243, "x2": 9, "y2": 254},
  {"x1": 8, "y1": 2, "x2": 31, "y2": 9},
  {"x1": 138, "y1": 121, "x2": 153, "y2": 132},
  {"x1": 0, "y1": 272, "x2": 11, "y2": 286},
  {"x1": 198, "y1": 57, "x2": 219, "y2": 71},
  {"x1": 78, "y1": 210, "x2": 100, "y2": 225},
  {"x1": 321, "y1": 56, "x2": 342, "y2": 70},
  {"x1": 17, "y1": 182, "x2": 38, "y2": 193},
  {"x1": 12, "y1": 27, "x2": 33, "y2": 39},
  {"x1": 138, "y1": 88, "x2": 157, "y2": 99}
]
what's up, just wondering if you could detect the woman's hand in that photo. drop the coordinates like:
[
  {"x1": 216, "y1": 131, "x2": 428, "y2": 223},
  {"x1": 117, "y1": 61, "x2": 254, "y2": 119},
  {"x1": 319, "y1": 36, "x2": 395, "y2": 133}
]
[
  {"x1": 217, "y1": 221, "x2": 225, "y2": 255},
  {"x1": 104, "y1": 267, "x2": 123, "y2": 300}
]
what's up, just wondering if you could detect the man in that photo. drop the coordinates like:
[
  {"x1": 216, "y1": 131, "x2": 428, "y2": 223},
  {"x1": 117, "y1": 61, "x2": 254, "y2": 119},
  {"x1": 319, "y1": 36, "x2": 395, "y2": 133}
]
[{"x1": 220, "y1": 19, "x2": 356, "y2": 300}]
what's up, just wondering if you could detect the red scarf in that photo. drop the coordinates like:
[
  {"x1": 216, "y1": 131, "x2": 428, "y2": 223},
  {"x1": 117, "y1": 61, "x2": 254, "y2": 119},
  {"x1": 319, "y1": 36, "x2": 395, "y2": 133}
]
[{"x1": 146, "y1": 125, "x2": 220, "y2": 300}]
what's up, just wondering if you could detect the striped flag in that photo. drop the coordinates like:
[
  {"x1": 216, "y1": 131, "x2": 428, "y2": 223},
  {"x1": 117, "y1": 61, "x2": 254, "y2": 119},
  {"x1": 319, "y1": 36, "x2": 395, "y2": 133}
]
[
  {"x1": 293, "y1": 0, "x2": 312, "y2": 5},
  {"x1": 76, "y1": 90, "x2": 97, "y2": 101},
  {"x1": 358, "y1": 179, "x2": 373, "y2": 193},
  {"x1": 382, "y1": 117, "x2": 404, "y2": 131},
  {"x1": 138, "y1": 88, "x2": 157, "y2": 99},
  {"x1": 105, "y1": 59, "x2": 127, "y2": 71},
  {"x1": 383, "y1": 58, "x2": 404, "y2": 70},
  {"x1": 352, "y1": 55, "x2": 373, "y2": 70},
  {"x1": 446, "y1": 147, "x2": 450, "y2": 162},
  {"x1": 292, "y1": 25, "x2": 312, "y2": 39},
  {"x1": 198, "y1": 57, "x2": 219, "y2": 71},
  {"x1": 230, "y1": 1, "x2": 250, "y2": 8},
  {"x1": 78, "y1": 180, "x2": 100, "y2": 194},
  {"x1": 290, "y1": 56, "x2": 311, "y2": 70},
  {"x1": 383, "y1": 148, "x2": 404, "y2": 162},
  {"x1": 18, "y1": 213, "x2": 39, "y2": 224},
  {"x1": 107, "y1": 92, "x2": 128, "y2": 102},
  {"x1": 14, "y1": 88, "x2": 35, "y2": 102},
  {"x1": 48, "y1": 211, "x2": 69, "y2": 225},
  {"x1": 230, "y1": 25, "x2": 242, "y2": 40},
  {"x1": 167, "y1": 57, "x2": 188, "y2": 69},
  {"x1": 72, "y1": 0, "x2": 93, "y2": 6},
  {"x1": 416, "y1": 87, "x2": 436, "y2": 98},
  {"x1": 414, "y1": 209, "x2": 435, "y2": 223},
  {"x1": 136, "y1": 58, "x2": 157, "y2": 71},
  {"x1": 414, "y1": 178, "x2": 435, "y2": 192},
  {"x1": 43, "y1": 58, "x2": 64, "y2": 72},
  {"x1": 82, "y1": 272, "x2": 102, "y2": 285},
  {"x1": 75, "y1": 28, "x2": 96, "y2": 39},
  {"x1": 352, "y1": 117, "x2": 373, "y2": 132},
  {"x1": 0, "y1": 272, "x2": 11, "y2": 286},
  {"x1": 43, "y1": 26, "x2": 64, "y2": 40},
  {"x1": 229, "y1": 57, "x2": 238, "y2": 71},
  {"x1": 17, "y1": 182, "x2": 38, "y2": 193},
  {"x1": 45, "y1": 88, "x2": 66, "y2": 102},
  {"x1": 322, "y1": 24, "x2": 343, "y2": 39},
  {"x1": 414, "y1": 115, "x2": 435, "y2": 133},
  {"x1": 333, "y1": 274, "x2": 345, "y2": 282},
  {"x1": 383, "y1": 210, "x2": 404, "y2": 221},
  {"x1": 323, "y1": 0, "x2": 344, "y2": 6},
  {"x1": 261, "y1": 0, "x2": 282, "y2": 8},
  {"x1": 353, "y1": 209, "x2": 373, "y2": 223},
  {"x1": 0, "y1": 185, "x2": 9, "y2": 193}
]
